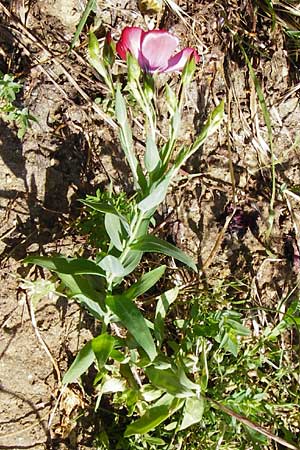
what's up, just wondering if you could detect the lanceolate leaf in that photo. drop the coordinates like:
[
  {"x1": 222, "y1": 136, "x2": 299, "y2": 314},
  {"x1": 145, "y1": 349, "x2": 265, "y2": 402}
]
[
  {"x1": 172, "y1": 101, "x2": 224, "y2": 173},
  {"x1": 138, "y1": 178, "x2": 170, "y2": 213},
  {"x1": 131, "y1": 235, "x2": 197, "y2": 272},
  {"x1": 62, "y1": 334, "x2": 116, "y2": 385},
  {"x1": 58, "y1": 273, "x2": 105, "y2": 320},
  {"x1": 63, "y1": 340, "x2": 94, "y2": 384},
  {"x1": 92, "y1": 334, "x2": 115, "y2": 369},
  {"x1": 24, "y1": 256, "x2": 105, "y2": 277},
  {"x1": 121, "y1": 249, "x2": 143, "y2": 277},
  {"x1": 145, "y1": 366, "x2": 190, "y2": 396},
  {"x1": 124, "y1": 405, "x2": 170, "y2": 437},
  {"x1": 154, "y1": 287, "x2": 179, "y2": 345},
  {"x1": 80, "y1": 199, "x2": 119, "y2": 215},
  {"x1": 99, "y1": 255, "x2": 125, "y2": 277},
  {"x1": 180, "y1": 396, "x2": 205, "y2": 430},
  {"x1": 144, "y1": 134, "x2": 161, "y2": 173},
  {"x1": 70, "y1": 0, "x2": 96, "y2": 50},
  {"x1": 104, "y1": 213, "x2": 124, "y2": 251},
  {"x1": 25, "y1": 256, "x2": 107, "y2": 319},
  {"x1": 80, "y1": 199, "x2": 130, "y2": 233},
  {"x1": 155, "y1": 287, "x2": 179, "y2": 323},
  {"x1": 106, "y1": 294, "x2": 157, "y2": 360},
  {"x1": 125, "y1": 265, "x2": 166, "y2": 300},
  {"x1": 88, "y1": 31, "x2": 108, "y2": 80},
  {"x1": 125, "y1": 397, "x2": 183, "y2": 436}
]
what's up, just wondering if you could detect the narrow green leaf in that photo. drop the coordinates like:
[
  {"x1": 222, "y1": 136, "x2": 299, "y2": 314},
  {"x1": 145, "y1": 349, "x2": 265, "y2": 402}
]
[
  {"x1": 165, "y1": 84, "x2": 177, "y2": 113},
  {"x1": 116, "y1": 87, "x2": 143, "y2": 189},
  {"x1": 24, "y1": 255, "x2": 105, "y2": 277},
  {"x1": 124, "y1": 405, "x2": 170, "y2": 436},
  {"x1": 104, "y1": 213, "x2": 123, "y2": 251},
  {"x1": 286, "y1": 30, "x2": 300, "y2": 38},
  {"x1": 80, "y1": 199, "x2": 130, "y2": 233},
  {"x1": 92, "y1": 334, "x2": 115, "y2": 368},
  {"x1": 81, "y1": 199, "x2": 119, "y2": 215},
  {"x1": 99, "y1": 255, "x2": 125, "y2": 277},
  {"x1": 188, "y1": 100, "x2": 224, "y2": 154},
  {"x1": 63, "y1": 340, "x2": 94, "y2": 384},
  {"x1": 110, "y1": 349, "x2": 126, "y2": 362},
  {"x1": 226, "y1": 318, "x2": 250, "y2": 336},
  {"x1": 121, "y1": 249, "x2": 143, "y2": 277},
  {"x1": 125, "y1": 397, "x2": 183, "y2": 436},
  {"x1": 180, "y1": 396, "x2": 205, "y2": 430},
  {"x1": 125, "y1": 265, "x2": 166, "y2": 300},
  {"x1": 144, "y1": 134, "x2": 161, "y2": 173},
  {"x1": 145, "y1": 366, "x2": 190, "y2": 396},
  {"x1": 115, "y1": 86, "x2": 128, "y2": 125},
  {"x1": 181, "y1": 55, "x2": 196, "y2": 86},
  {"x1": 155, "y1": 287, "x2": 179, "y2": 322},
  {"x1": 106, "y1": 294, "x2": 157, "y2": 360},
  {"x1": 154, "y1": 287, "x2": 179, "y2": 344},
  {"x1": 70, "y1": 0, "x2": 96, "y2": 50},
  {"x1": 172, "y1": 101, "x2": 224, "y2": 174},
  {"x1": 138, "y1": 178, "x2": 170, "y2": 213},
  {"x1": 131, "y1": 235, "x2": 197, "y2": 272},
  {"x1": 88, "y1": 31, "x2": 107, "y2": 78},
  {"x1": 127, "y1": 52, "x2": 141, "y2": 82},
  {"x1": 58, "y1": 273, "x2": 105, "y2": 320}
]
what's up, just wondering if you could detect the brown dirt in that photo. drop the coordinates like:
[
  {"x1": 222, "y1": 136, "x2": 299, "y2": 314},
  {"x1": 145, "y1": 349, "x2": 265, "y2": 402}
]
[{"x1": 0, "y1": 0, "x2": 300, "y2": 448}]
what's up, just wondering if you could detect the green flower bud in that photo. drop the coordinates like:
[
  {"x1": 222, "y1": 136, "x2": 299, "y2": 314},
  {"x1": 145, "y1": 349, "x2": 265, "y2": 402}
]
[{"x1": 127, "y1": 52, "x2": 141, "y2": 82}]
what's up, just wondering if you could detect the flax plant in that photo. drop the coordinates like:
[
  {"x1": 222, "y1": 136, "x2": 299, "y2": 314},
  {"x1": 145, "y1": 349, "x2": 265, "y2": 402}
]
[{"x1": 25, "y1": 27, "x2": 224, "y2": 438}]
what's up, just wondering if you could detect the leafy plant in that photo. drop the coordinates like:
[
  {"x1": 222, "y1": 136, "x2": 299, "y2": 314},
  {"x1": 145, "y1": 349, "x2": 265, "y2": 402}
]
[
  {"x1": 76, "y1": 189, "x2": 134, "y2": 250},
  {"x1": 0, "y1": 71, "x2": 36, "y2": 138},
  {"x1": 25, "y1": 34, "x2": 224, "y2": 441}
]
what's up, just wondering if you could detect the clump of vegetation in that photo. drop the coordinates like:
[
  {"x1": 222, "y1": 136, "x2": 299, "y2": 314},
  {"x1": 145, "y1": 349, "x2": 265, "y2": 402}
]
[
  {"x1": 77, "y1": 189, "x2": 135, "y2": 251},
  {"x1": 0, "y1": 71, "x2": 36, "y2": 138}
]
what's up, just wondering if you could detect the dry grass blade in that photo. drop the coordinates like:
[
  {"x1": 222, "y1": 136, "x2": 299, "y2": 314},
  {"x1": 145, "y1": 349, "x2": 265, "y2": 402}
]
[
  {"x1": 202, "y1": 207, "x2": 236, "y2": 271},
  {"x1": 207, "y1": 395, "x2": 300, "y2": 450},
  {"x1": 25, "y1": 291, "x2": 61, "y2": 383}
]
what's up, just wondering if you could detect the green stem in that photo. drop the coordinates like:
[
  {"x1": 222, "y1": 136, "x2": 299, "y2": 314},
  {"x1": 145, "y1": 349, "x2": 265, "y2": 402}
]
[
  {"x1": 161, "y1": 81, "x2": 185, "y2": 170},
  {"x1": 136, "y1": 78, "x2": 156, "y2": 142}
]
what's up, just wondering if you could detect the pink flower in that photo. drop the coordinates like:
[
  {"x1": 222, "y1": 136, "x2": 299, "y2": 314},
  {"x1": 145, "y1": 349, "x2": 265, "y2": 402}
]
[{"x1": 116, "y1": 27, "x2": 199, "y2": 74}]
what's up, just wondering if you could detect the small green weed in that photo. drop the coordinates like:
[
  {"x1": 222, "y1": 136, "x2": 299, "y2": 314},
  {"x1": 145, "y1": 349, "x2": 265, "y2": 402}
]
[
  {"x1": 77, "y1": 189, "x2": 135, "y2": 251},
  {"x1": 87, "y1": 284, "x2": 299, "y2": 449},
  {"x1": 0, "y1": 71, "x2": 36, "y2": 138}
]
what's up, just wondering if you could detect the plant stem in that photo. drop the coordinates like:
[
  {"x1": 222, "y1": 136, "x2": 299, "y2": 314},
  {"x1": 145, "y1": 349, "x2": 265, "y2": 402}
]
[
  {"x1": 161, "y1": 80, "x2": 185, "y2": 170},
  {"x1": 136, "y1": 78, "x2": 156, "y2": 142}
]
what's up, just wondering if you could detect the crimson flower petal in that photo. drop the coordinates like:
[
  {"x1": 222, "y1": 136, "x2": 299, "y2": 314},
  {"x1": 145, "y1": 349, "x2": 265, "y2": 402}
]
[
  {"x1": 164, "y1": 48, "x2": 200, "y2": 73},
  {"x1": 140, "y1": 30, "x2": 179, "y2": 72},
  {"x1": 116, "y1": 27, "x2": 143, "y2": 61}
]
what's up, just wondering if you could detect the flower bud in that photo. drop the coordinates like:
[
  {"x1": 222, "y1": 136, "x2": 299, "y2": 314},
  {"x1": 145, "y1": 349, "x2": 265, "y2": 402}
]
[
  {"x1": 127, "y1": 52, "x2": 141, "y2": 82},
  {"x1": 143, "y1": 73, "x2": 154, "y2": 102},
  {"x1": 181, "y1": 53, "x2": 197, "y2": 86},
  {"x1": 103, "y1": 31, "x2": 115, "y2": 67}
]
